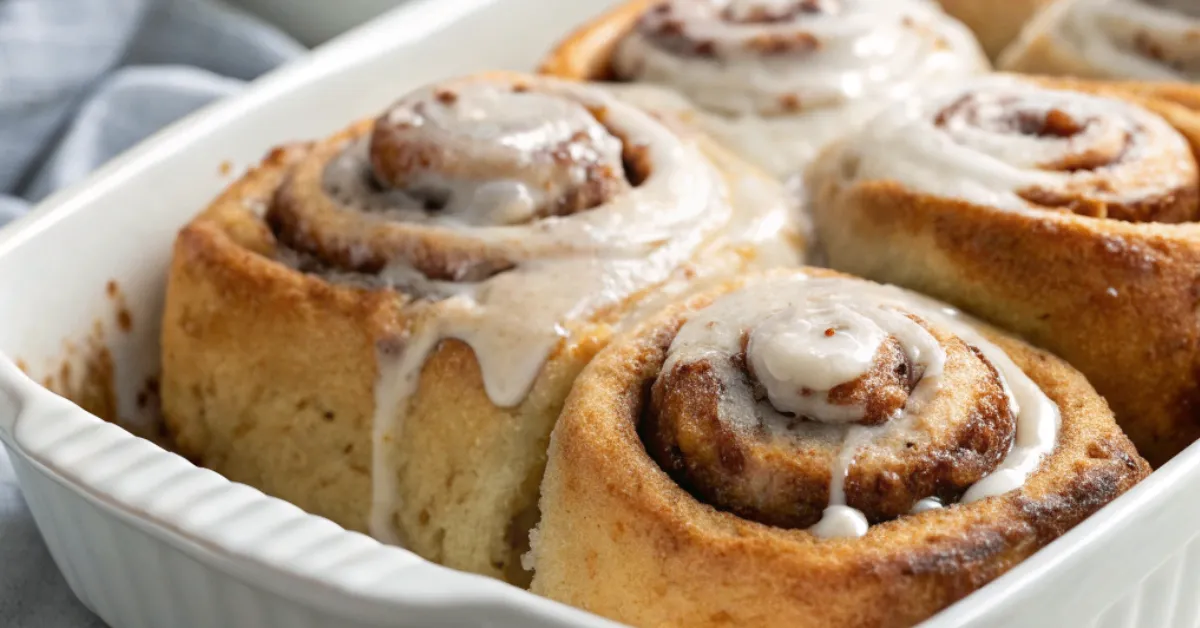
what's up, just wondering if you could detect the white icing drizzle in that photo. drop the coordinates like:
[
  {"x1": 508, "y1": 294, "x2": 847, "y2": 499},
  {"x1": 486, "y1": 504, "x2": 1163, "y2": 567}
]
[
  {"x1": 746, "y1": 302, "x2": 944, "y2": 423},
  {"x1": 661, "y1": 274, "x2": 1061, "y2": 539},
  {"x1": 810, "y1": 505, "x2": 870, "y2": 538},
  {"x1": 812, "y1": 425, "x2": 874, "y2": 538},
  {"x1": 825, "y1": 75, "x2": 1197, "y2": 212},
  {"x1": 911, "y1": 497, "x2": 944, "y2": 513},
  {"x1": 363, "y1": 77, "x2": 800, "y2": 543},
  {"x1": 609, "y1": 0, "x2": 988, "y2": 175},
  {"x1": 1003, "y1": 0, "x2": 1200, "y2": 81}
]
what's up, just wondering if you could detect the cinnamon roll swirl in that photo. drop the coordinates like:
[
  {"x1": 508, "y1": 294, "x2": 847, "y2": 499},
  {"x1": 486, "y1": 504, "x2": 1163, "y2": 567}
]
[
  {"x1": 1000, "y1": 0, "x2": 1200, "y2": 81},
  {"x1": 808, "y1": 74, "x2": 1200, "y2": 465},
  {"x1": 161, "y1": 72, "x2": 803, "y2": 583},
  {"x1": 540, "y1": 0, "x2": 988, "y2": 177},
  {"x1": 529, "y1": 269, "x2": 1148, "y2": 628}
]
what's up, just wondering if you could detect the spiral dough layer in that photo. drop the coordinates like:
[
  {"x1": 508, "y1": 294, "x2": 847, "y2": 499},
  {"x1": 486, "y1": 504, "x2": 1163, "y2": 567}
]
[
  {"x1": 642, "y1": 274, "x2": 1055, "y2": 537},
  {"x1": 825, "y1": 75, "x2": 1199, "y2": 222},
  {"x1": 999, "y1": 0, "x2": 1200, "y2": 81},
  {"x1": 613, "y1": 0, "x2": 985, "y2": 116},
  {"x1": 542, "y1": 0, "x2": 988, "y2": 175}
]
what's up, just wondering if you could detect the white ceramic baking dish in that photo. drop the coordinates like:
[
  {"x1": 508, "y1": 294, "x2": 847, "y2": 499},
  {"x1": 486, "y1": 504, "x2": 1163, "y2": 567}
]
[{"x1": 1, "y1": 1, "x2": 1199, "y2": 626}]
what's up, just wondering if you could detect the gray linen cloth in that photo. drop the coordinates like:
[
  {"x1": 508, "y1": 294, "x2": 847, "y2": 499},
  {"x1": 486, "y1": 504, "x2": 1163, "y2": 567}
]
[{"x1": 0, "y1": 1, "x2": 303, "y2": 625}]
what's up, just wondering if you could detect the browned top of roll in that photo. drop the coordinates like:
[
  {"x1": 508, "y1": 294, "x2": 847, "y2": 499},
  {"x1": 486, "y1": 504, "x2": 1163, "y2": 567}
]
[
  {"x1": 530, "y1": 269, "x2": 1150, "y2": 628},
  {"x1": 645, "y1": 320, "x2": 1014, "y2": 528},
  {"x1": 265, "y1": 76, "x2": 642, "y2": 283}
]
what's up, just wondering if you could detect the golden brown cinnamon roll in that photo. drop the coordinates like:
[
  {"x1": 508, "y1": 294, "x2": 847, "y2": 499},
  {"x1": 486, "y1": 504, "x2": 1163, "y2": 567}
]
[
  {"x1": 530, "y1": 269, "x2": 1148, "y2": 628},
  {"x1": 161, "y1": 72, "x2": 803, "y2": 583},
  {"x1": 540, "y1": 0, "x2": 988, "y2": 177},
  {"x1": 1000, "y1": 0, "x2": 1200, "y2": 80},
  {"x1": 808, "y1": 74, "x2": 1200, "y2": 465}
]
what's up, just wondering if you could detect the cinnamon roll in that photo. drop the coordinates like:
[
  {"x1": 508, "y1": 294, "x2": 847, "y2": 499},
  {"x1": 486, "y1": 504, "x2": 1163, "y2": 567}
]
[
  {"x1": 934, "y1": 0, "x2": 1053, "y2": 60},
  {"x1": 539, "y1": 0, "x2": 988, "y2": 177},
  {"x1": 1000, "y1": 0, "x2": 1200, "y2": 81},
  {"x1": 161, "y1": 72, "x2": 803, "y2": 583},
  {"x1": 529, "y1": 269, "x2": 1148, "y2": 628},
  {"x1": 808, "y1": 74, "x2": 1200, "y2": 465}
]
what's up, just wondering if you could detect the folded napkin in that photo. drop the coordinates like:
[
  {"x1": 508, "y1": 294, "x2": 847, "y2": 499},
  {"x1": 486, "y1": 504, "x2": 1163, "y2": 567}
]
[{"x1": 0, "y1": 1, "x2": 303, "y2": 625}]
